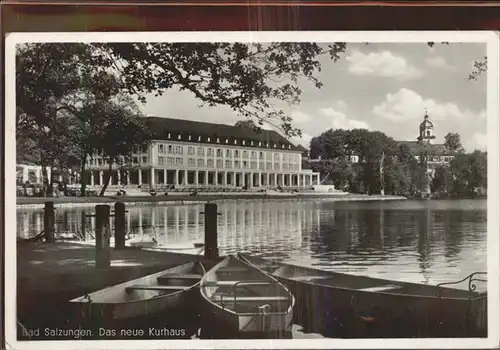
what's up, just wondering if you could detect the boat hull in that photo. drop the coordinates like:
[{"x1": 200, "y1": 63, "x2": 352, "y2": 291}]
[
  {"x1": 73, "y1": 292, "x2": 201, "y2": 339},
  {"x1": 201, "y1": 298, "x2": 293, "y2": 339},
  {"x1": 287, "y1": 279, "x2": 487, "y2": 338},
  {"x1": 70, "y1": 261, "x2": 205, "y2": 339},
  {"x1": 239, "y1": 254, "x2": 487, "y2": 338},
  {"x1": 200, "y1": 256, "x2": 294, "y2": 339}
]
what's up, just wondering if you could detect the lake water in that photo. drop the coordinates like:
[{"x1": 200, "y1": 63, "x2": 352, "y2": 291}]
[{"x1": 16, "y1": 199, "x2": 487, "y2": 290}]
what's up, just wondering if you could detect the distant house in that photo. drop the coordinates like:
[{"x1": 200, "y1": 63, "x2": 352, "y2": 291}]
[
  {"x1": 307, "y1": 112, "x2": 455, "y2": 171},
  {"x1": 397, "y1": 112, "x2": 455, "y2": 177},
  {"x1": 303, "y1": 111, "x2": 456, "y2": 194},
  {"x1": 16, "y1": 164, "x2": 48, "y2": 185}
]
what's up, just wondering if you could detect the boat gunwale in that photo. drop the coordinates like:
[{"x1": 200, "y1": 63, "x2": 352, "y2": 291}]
[
  {"x1": 69, "y1": 260, "x2": 206, "y2": 306},
  {"x1": 237, "y1": 254, "x2": 486, "y2": 302},
  {"x1": 200, "y1": 255, "x2": 295, "y2": 317}
]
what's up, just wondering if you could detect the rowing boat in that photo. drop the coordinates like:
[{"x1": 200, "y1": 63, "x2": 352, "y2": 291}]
[
  {"x1": 200, "y1": 255, "x2": 295, "y2": 339},
  {"x1": 69, "y1": 261, "x2": 205, "y2": 336},
  {"x1": 238, "y1": 253, "x2": 487, "y2": 338}
]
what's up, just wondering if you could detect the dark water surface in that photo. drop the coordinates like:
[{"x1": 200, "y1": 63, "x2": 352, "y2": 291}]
[{"x1": 17, "y1": 199, "x2": 487, "y2": 290}]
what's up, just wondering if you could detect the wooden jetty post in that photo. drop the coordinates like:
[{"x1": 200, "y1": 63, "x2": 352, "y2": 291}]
[
  {"x1": 204, "y1": 203, "x2": 219, "y2": 260},
  {"x1": 95, "y1": 205, "x2": 111, "y2": 269},
  {"x1": 81, "y1": 210, "x2": 86, "y2": 239},
  {"x1": 44, "y1": 201, "x2": 55, "y2": 242},
  {"x1": 114, "y1": 202, "x2": 126, "y2": 249}
]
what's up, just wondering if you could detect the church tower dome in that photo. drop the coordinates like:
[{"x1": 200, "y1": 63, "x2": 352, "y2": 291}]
[{"x1": 417, "y1": 110, "x2": 436, "y2": 144}]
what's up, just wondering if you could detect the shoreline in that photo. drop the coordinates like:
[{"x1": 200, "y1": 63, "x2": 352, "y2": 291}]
[{"x1": 16, "y1": 192, "x2": 406, "y2": 208}]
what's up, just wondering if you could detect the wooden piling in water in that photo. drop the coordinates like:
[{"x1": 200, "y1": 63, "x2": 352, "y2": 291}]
[
  {"x1": 114, "y1": 202, "x2": 126, "y2": 249},
  {"x1": 44, "y1": 201, "x2": 55, "y2": 242},
  {"x1": 204, "y1": 203, "x2": 219, "y2": 260},
  {"x1": 81, "y1": 210, "x2": 86, "y2": 239},
  {"x1": 95, "y1": 205, "x2": 111, "y2": 269}
]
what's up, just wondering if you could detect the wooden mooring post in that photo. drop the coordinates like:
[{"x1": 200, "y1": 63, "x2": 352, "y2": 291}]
[
  {"x1": 95, "y1": 205, "x2": 111, "y2": 269},
  {"x1": 114, "y1": 202, "x2": 126, "y2": 249},
  {"x1": 204, "y1": 203, "x2": 219, "y2": 260},
  {"x1": 81, "y1": 210, "x2": 86, "y2": 239},
  {"x1": 44, "y1": 201, "x2": 55, "y2": 242}
]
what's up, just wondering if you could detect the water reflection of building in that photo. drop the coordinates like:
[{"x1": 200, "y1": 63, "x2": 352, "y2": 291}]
[
  {"x1": 122, "y1": 203, "x2": 316, "y2": 254},
  {"x1": 16, "y1": 203, "x2": 314, "y2": 253}
]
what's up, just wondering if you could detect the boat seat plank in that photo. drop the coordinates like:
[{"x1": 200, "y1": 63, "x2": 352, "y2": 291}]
[
  {"x1": 260, "y1": 265, "x2": 281, "y2": 270},
  {"x1": 204, "y1": 281, "x2": 273, "y2": 287},
  {"x1": 213, "y1": 296, "x2": 289, "y2": 302},
  {"x1": 159, "y1": 273, "x2": 202, "y2": 279},
  {"x1": 216, "y1": 267, "x2": 251, "y2": 273},
  {"x1": 126, "y1": 285, "x2": 190, "y2": 292},
  {"x1": 291, "y1": 276, "x2": 327, "y2": 282},
  {"x1": 358, "y1": 285, "x2": 402, "y2": 292},
  {"x1": 157, "y1": 274, "x2": 202, "y2": 283}
]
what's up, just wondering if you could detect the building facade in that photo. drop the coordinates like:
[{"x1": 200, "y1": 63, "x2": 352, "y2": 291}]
[
  {"x1": 398, "y1": 111, "x2": 455, "y2": 177},
  {"x1": 85, "y1": 116, "x2": 320, "y2": 190},
  {"x1": 16, "y1": 164, "x2": 47, "y2": 185}
]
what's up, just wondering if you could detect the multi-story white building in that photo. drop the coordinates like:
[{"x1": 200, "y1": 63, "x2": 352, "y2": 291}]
[{"x1": 85, "y1": 116, "x2": 320, "y2": 190}]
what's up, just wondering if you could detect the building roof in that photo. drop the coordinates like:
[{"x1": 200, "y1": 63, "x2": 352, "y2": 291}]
[
  {"x1": 398, "y1": 141, "x2": 452, "y2": 156},
  {"x1": 143, "y1": 116, "x2": 301, "y2": 151},
  {"x1": 18, "y1": 153, "x2": 39, "y2": 166},
  {"x1": 295, "y1": 144, "x2": 308, "y2": 152},
  {"x1": 420, "y1": 113, "x2": 434, "y2": 128}
]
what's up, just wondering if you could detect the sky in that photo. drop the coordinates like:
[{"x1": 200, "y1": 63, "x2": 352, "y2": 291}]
[{"x1": 138, "y1": 42, "x2": 487, "y2": 152}]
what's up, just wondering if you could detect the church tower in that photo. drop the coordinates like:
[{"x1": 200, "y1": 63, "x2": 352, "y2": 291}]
[{"x1": 417, "y1": 110, "x2": 436, "y2": 144}]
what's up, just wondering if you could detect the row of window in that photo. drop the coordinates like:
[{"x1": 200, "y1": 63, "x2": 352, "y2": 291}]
[
  {"x1": 415, "y1": 155, "x2": 454, "y2": 162},
  {"x1": 158, "y1": 132, "x2": 293, "y2": 150},
  {"x1": 93, "y1": 147, "x2": 301, "y2": 163},
  {"x1": 87, "y1": 154, "x2": 303, "y2": 172},
  {"x1": 87, "y1": 156, "x2": 149, "y2": 166},
  {"x1": 157, "y1": 156, "x2": 301, "y2": 171},
  {"x1": 157, "y1": 144, "x2": 301, "y2": 163}
]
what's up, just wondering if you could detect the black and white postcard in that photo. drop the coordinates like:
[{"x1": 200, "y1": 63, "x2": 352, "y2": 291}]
[{"x1": 4, "y1": 31, "x2": 499, "y2": 349}]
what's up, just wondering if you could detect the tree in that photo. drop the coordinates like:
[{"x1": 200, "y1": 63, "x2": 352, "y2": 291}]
[
  {"x1": 431, "y1": 165, "x2": 453, "y2": 195},
  {"x1": 444, "y1": 132, "x2": 464, "y2": 153},
  {"x1": 95, "y1": 96, "x2": 152, "y2": 196},
  {"x1": 234, "y1": 119, "x2": 264, "y2": 134},
  {"x1": 447, "y1": 151, "x2": 487, "y2": 197},
  {"x1": 234, "y1": 120, "x2": 256, "y2": 128},
  {"x1": 468, "y1": 57, "x2": 487, "y2": 81},
  {"x1": 384, "y1": 158, "x2": 409, "y2": 195},
  {"x1": 396, "y1": 144, "x2": 421, "y2": 196},
  {"x1": 58, "y1": 70, "x2": 134, "y2": 196},
  {"x1": 310, "y1": 158, "x2": 354, "y2": 191},
  {"x1": 309, "y1": 128, "x2": 398, "y2": 194},
  {"x1": 92, "y1": 42, "x2": 347, "y2": 137},
  {"x1": 310, "y1": 129, "x2": 350, "y2": 160},
  {"x1": 16, "y1": 43, "x2": 91, "y2": 195},
  {"x1": 468, "y1": 150, "x2": 487, "y2": 190},
  {"x1": 16, "y1": 43, "x2": 152, "y2": 197}
]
